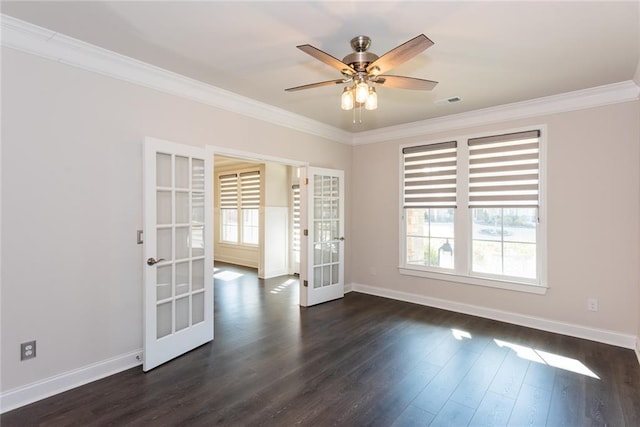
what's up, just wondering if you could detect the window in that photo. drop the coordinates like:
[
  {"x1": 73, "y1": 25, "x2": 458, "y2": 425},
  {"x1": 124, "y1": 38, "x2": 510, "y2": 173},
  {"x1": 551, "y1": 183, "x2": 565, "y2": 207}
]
[
  {"x1": 401, "y1": 129, "x2": 545, "y2": 290},
  {"x1": 218, "y1": 169, "x2": 261, "y2": 245},
  {"x1": 403, "y1": 141, "x2": 457, "y2": 270}
]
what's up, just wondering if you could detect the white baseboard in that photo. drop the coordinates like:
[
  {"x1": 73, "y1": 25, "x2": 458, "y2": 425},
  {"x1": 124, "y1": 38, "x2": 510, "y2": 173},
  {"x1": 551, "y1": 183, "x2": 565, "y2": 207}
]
[
  {"x1": 636, "y1": 342, "x2": 640, "y2": 366},
  {"x1": 352, "y1": 283, "x2": 637, "y2": 350},
  {"x1": 1, "y1": 349, "x2": 142, "y2": 414},
  {"x1": 214, "y1": 256, "x2": 258, "y2": 269},
  {"x1": 345, "y1": 282, "x2": 353, "y2": 293},
  {"x1": 261, "y1": 269, "x2": 291, "y2": 280}
]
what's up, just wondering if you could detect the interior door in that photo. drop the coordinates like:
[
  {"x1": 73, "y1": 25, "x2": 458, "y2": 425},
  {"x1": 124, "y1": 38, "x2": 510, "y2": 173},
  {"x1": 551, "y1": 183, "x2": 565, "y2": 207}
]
[
  {"x1": 142, "y1": 137, "x2": 213, "y2": 371},
  {"x1": 300, "y1": 167, "x2": 345, "y2": 306}
]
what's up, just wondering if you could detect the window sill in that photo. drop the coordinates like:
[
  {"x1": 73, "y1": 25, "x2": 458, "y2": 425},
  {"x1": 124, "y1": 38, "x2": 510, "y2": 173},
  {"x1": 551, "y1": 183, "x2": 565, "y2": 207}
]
[{"x1": 398, "y1": 266, "x2": 548, "y2": 295}]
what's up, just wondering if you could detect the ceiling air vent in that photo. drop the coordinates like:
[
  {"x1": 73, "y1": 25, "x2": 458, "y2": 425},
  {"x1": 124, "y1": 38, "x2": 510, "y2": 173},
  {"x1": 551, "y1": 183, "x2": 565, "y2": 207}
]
[{"x1": 435, "y1": 96, "x2": 462, "y2": 105}]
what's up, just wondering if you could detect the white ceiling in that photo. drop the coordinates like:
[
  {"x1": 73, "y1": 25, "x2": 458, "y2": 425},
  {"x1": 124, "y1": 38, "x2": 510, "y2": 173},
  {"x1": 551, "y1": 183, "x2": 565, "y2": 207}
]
[{"x1": 2, "y1": 1, "x2": 639, "y2": 133}]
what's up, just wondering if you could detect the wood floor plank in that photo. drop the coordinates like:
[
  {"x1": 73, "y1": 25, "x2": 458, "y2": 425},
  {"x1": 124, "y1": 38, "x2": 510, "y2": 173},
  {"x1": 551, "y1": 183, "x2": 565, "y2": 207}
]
[
  {"x1": 508, "y1": 383, "x2": 552, "y2": 426},
  {"x1": 449, "y1": 341, "x2": 509, "y2": 408},
  {"x1": 468, "y1": 390, "x2": 516, "y2": 426},
  {"x1": 392, "y1": 404, "x2": 435, "y2": 427},
  {"x1": 410, "y1": 341, "x2": 483, "y2": 414},
  {"x1": 547, "y1": 371, "x2": 588, "y2": 426},
  {"x1": 2, "y1": 262, "x2": 639, "y2": 426},
  {"x1": 488, "y1": 348, "x2": 530, "y2": 399},
  {"x1": 429, "y1": 400, "x2": 476, "y2": 427}
]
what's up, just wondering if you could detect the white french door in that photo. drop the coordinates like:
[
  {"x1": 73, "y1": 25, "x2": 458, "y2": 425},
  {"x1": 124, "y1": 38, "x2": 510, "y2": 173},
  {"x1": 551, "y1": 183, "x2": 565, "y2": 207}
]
[
  {"x1": 142, "y1": 137, "x2": 213, "y2": 371},
  {"x1": 300, "y1": 167, "x2": 345, "y2": 306}
]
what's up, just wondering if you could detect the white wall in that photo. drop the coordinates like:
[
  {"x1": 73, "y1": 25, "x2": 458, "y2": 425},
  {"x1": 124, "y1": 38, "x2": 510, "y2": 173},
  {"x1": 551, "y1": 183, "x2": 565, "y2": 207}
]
[
  {"x1": 1, "y1": 47, "x2": 352, "y2": 394},
  {"x1": 261, "y1": 163, "x2": 289, "y2": 279},
  {"x1": 351, "y1": 101, "x2": 640, "y2": 341}
]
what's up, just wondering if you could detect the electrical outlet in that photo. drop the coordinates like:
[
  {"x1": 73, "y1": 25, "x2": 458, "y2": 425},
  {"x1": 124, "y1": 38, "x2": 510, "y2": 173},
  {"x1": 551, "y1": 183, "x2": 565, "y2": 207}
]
[
  {"x1": 587, "y1": 298, "x2": 598, "y2": 312},
  {"x1": 20, "y1": 340, "x2": 36, "y2": 361}
]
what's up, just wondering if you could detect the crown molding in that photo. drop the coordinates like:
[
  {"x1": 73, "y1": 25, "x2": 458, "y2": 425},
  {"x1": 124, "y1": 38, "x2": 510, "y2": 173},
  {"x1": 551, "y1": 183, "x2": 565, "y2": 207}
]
[
  {"x1": 352, "y1": 80, "x2": 640, "y2": 145},
  {"x1": 0, "y1": 14, "x2": 352, "y2": 145},
  {"x1": 2, "y1": 14, "x2": 638, "y2": 147}
]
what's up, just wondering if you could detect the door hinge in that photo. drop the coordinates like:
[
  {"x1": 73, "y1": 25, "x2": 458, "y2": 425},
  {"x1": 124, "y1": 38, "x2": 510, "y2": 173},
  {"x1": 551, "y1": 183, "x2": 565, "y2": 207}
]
[
  {"x1": 303, "y1": 229, "x2": 308, "y2": 236},
  {"x1": 303, "y1": 280, "x2": 308, "y2": 287},
  {"x1": 304, "y1": 178, "x2": 309, "y2": 185}
]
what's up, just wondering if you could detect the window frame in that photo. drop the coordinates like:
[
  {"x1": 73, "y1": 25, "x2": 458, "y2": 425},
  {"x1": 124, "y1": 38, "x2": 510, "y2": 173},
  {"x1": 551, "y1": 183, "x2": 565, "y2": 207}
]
[
  {"x1": 217, "y1": 167, "x2": 261, "y2": 247},
  {"x1": 399, "y1": 125, "x2": 548, "y2": 295}
]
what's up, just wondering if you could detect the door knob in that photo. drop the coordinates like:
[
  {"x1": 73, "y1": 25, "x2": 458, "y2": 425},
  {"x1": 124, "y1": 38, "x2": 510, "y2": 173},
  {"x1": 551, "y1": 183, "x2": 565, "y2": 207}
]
[{"x1": 147, "y1": 257, "x2": 165, "y2": 266}]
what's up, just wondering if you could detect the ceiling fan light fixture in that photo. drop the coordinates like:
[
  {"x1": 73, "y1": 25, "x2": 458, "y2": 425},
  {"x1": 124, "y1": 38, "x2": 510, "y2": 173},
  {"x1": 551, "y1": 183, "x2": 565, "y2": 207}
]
[
  {"x1": 365, "y1": 87, "x2": 377, "y2": 110},
  {"x1": 355, "y1": 80, "x2": 369, "y2": 103},
  {"x1": 341, "y1": 87, "x2": 354, "y2": 110}
]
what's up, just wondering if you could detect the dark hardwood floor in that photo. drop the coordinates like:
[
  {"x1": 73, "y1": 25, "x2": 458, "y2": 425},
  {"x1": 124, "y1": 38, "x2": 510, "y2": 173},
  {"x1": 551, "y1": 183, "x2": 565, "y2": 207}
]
[{"x1": 3, "y1": 262, "x2": 640, "y2": 426}]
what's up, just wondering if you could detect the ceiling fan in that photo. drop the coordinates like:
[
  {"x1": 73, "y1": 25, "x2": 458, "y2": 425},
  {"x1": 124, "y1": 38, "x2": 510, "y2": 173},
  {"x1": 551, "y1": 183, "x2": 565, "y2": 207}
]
[{"x1": 285, "y1": 34, "x2": 438, "y2": 111}]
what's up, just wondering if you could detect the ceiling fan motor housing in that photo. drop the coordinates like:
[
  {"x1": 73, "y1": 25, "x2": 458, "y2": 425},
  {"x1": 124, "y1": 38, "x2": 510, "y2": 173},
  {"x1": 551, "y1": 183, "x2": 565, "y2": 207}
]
[{"x1": 343, "y1": 35, "x2": 378, "y2": 72}]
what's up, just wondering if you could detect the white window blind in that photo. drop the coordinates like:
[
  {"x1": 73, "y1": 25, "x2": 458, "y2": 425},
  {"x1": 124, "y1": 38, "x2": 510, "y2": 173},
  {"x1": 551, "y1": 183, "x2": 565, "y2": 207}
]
[
  {"x1": 468, "y1": 130, "x2": 540, "y2": 208},
  {"x1": 219, "y1": 174, "x2": 238, "y2": 209},
  {"x1": 402, "y1": 141, "x2": 457, "y2": 208},
  {"x1": 239, "y1": 171, "x2": 260, "y2": 208}
]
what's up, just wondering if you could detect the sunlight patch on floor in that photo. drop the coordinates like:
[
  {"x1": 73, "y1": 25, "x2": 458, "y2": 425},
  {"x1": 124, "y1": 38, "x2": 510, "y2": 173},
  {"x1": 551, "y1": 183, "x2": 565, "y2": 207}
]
[
  {"x1": 214, "y1": 270, "x2": 243, "y2": 281},
  {"x1": 494, "y1": 338, "x2": 600, "y2": 379},
  {"x1": 451, "y1": 328, "x2": 472, "y2": 340},
  {"x1": 270, "y1": 278, "x2": 296, "y2": 294}
]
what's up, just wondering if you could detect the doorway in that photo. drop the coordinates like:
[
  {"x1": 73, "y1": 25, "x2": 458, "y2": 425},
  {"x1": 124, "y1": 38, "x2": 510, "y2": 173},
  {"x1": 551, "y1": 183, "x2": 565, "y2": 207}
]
[{"x1": 213, "y1": 153, "x2": 302, "y2": 281}]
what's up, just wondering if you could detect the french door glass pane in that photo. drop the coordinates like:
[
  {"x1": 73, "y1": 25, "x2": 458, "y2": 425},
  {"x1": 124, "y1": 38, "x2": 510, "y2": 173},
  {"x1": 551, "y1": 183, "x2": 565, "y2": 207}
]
[
  {"x1": 157, "y1": 190, "x2": 172, "y2": 224},
  {"x1": 175, "y1": 296, "x2": 189, "y2": 331},
  {"x1": 175, "y1": 191, "x2": 189, "y2": 224},
  {"x1": 331, "y1": 242, "x2": 339, "y2": 263},
  {"x1": 192, "y1": 225, "x2": 204, "y2": 257},
  {"x1": 175, "y1": 156, "x2": 189, "y2": 189},
  {"x1": 175, "y1": 226, "x2": 189, "y2": 259},
  {"x1": 313, "y1": 244, "x2": 322, "y2": 265},
  {"x1": 156, "y1": 153, "x2": 171, "y2": 187},
  {"x1": 157, "y1": 302, "x2": 172, "y2": 339},
  {"x1": 322, "y1": 243, "x2": 333, "y2": 264},
  {"x1": 157, "y1": 228, "x2": 172, "y2": 261},
  {"x1": 192, "y1": 192, "x2": 204, "y2": 223},
  {"x1": 175, "y1": 261, "x2": 189, "y2": 296},
  {"x1": 192, "y1": 292, "x2": 205, "y2": 324},
  {"x1": 192, "y1": 159, "x2": 205, "y2": 190},
  {"x1": 192, "y1": 259, "x2": 204, "y2": 290},
  {"x1": 156, "y1": 265, "x2": 172, "y2": 301},
  {"x1": 313, "y1": 267, "x2": 321, "y2": 288}
]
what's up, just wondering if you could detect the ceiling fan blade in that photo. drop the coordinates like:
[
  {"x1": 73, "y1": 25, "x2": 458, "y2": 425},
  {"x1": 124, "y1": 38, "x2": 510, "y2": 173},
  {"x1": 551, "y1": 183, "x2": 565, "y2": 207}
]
[
  {"x1": 374, "y1": 75, "x2": 438, "y2": 90},
  {"x1": 297, "y1": 44, "x2": 356, "y2": 75},
  {"x1": 366, "y1": 34, "x2": 434, "y2": 75},
  {"x1": 285, "y1": 79, "x2": 346, "y2": 92}
]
